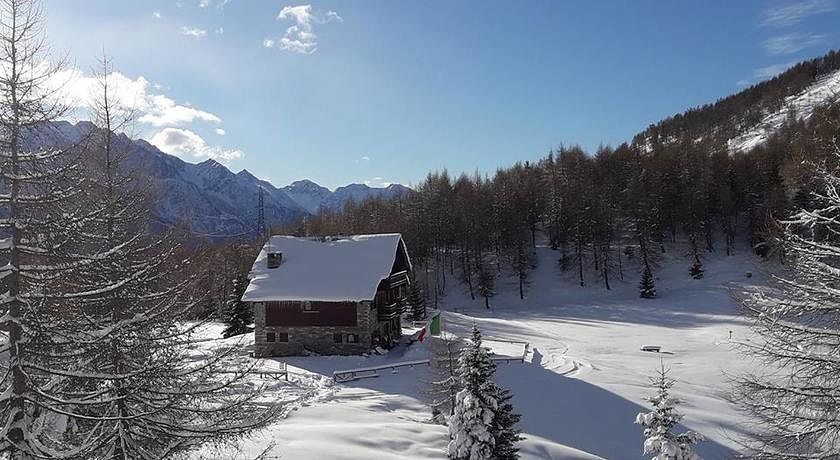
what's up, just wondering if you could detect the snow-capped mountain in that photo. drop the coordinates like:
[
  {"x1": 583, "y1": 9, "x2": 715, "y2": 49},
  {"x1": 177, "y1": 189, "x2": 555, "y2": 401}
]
[
  {"x1": 283, "y1": 181, "x2": 411, "y2": 213},
  {"x1": 281, "y1": 180, "x2": 334, "y2": 214},
  {"x1": 329, "y1": 183, "x2": 411, "y2": 209},
  {"x1": 36, "y1": 121, "x2": 409, "y2": 238}
]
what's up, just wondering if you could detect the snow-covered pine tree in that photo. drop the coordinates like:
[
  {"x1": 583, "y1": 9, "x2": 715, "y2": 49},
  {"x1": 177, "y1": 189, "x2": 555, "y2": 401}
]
[
  {"x1": 639, "y1": 265, "x2": 656, "y2": 299},
  {"x1": 222, "y1": 273, "x2": 252, "y2": 337},
  {"x1": 733, "y1": 137, "x2": 840, "y2": 459},
  {"x1": 447, "y1": 325, "x2": 498, "y2": 460},
  {"x1": 635, "y1": 362, "x2": 704, "y2": 460},
  {"x1": 489, "y1": 386, "x2": 522, "y2": 460},
  {"x1": 49, "y1": 53, "x2": 277, "y2": 459}
]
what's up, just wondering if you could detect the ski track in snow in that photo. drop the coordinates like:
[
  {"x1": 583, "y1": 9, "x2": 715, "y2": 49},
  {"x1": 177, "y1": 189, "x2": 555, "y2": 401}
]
[{"x1": 518, "y1": 319, "x2": 596, "y2": 378}]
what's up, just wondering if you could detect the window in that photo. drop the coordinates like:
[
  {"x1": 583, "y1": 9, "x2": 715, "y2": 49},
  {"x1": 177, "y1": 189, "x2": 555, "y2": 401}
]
[
  {"x1": 333, "y1": 333, "x2": 343, "y2": 343},
  {"x1": 265, "y1": 301, "x2": 283, "y2": 326},
  {"x1": 266, "y1": 332, "x2": 275, "y2": 342},
  {"x1": 346, "y1": 333, "x2": 358, "y2": 343},
  {"x1": 278, "y1": 332, "x2": 289, "y2": 342}
]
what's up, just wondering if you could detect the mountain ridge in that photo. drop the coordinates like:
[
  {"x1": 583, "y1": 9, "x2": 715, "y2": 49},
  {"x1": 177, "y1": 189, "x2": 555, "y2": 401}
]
[{"x1": 40, "y1": 121, "x2": 410, "y2": 238}]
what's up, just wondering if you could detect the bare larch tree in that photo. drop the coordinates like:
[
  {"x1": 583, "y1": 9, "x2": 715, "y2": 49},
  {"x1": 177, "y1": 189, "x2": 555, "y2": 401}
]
[{"x1": 735, "y1": 121, "x2": 840, "y2": 459}]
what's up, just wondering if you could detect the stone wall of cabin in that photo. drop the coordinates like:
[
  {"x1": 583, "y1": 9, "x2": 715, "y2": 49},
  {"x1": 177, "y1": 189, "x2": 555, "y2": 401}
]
[{"x1": 253, "y1": 301, "x2": 375, "y2": 357}]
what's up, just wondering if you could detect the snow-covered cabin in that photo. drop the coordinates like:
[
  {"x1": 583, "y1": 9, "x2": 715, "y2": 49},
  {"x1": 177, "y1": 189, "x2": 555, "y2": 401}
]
[{"x1": 242, "y1": 234, "x2": 412, "y2": 357}]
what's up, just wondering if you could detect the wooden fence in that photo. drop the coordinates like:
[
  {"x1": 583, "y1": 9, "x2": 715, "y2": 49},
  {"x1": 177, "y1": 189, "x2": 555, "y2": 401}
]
[{"x1": 332, "y1": 339, "x2": 529, "y2": 383}]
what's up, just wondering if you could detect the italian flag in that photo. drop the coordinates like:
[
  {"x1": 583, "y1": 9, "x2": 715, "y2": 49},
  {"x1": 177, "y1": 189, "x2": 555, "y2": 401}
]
[{"x1": 415, "y1": 313, "x2": 441, "y2": 342}]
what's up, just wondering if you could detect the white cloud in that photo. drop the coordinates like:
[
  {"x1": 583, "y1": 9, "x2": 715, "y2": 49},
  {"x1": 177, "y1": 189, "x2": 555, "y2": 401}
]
[
  {"x1": 215, "y1": 128, "x2": 226, "y2": 135},
  {"x1": 265, "y1": 5, "x2": 342, "y2": 54},
  {"x1": 761, "y1": 0, "x2": 835, "y2": 26},
  {"x1": 150, "y1": 127, "x2": 243, "y2": 164},
  {"x1": 215, "y1": 27, "x2": 224, "y2": 35},
  {"x1": 153, "y1": 11, "x2": 162, "y2": 19},
  {"x1": 356, "y1": 155, "x2": 370, "y2": 163},
  {"x1": 180, "y1": 26, "x2": 207, "y2": 38},
  {"x1": 52, "y1": 68, "x2": 222, "y2": 128},
  {"x1": 198, "y1": 0, "x2": 231, "y2": 9},
  {"x1": 763, "y1": 32, "x2": 827, "y2": 55},
  {"x1": 139, "y1": 96, "x2": 220, "y2": 126}
]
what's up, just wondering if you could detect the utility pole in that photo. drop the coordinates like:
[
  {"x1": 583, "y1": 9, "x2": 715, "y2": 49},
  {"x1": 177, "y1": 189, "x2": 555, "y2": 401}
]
[{"x1": 256, "y1": 186, "x2": 266, "y2": 239}]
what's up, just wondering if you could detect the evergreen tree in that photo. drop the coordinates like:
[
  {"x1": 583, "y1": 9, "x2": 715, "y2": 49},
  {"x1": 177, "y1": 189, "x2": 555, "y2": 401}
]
[
  {"x1": 222, "y1": 273, "x2": 252, "y2": 337},
  {"x1": 688, "y1": 238, "x2": 704, "y2": 280},
  {"x1": 639, "y1": 265, "x2": 657, "y2": 299},
  {"x1": 447, "y1": 325, "x2": 498, "y2": 460},
  {"x1": 489, "y1": 387, "x2": 523, "y2": 460},
  {"x1": 635, "y1": 362, "x2": 704, "y2": 460},
  {"x1": 688, "y1": 255, "x2": 704, "y2": 280},
  {"x1": 447, "y1": 325, "x2": 520, "y2": 460}
]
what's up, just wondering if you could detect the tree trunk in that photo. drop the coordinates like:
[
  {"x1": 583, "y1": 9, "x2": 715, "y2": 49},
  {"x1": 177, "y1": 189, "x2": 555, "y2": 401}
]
[
  {"x1": 463, "y1": 252, "x2": 475, "y2": 300},
  {"x1": 603, "y1": 246, "x2": 611, "y2": 290},
  {"x1": 617, "y1": 244, "x2": 624, "y2": 280},
  {"x1": 577, "y1": 241, "x2": 585, "y2": 287}
]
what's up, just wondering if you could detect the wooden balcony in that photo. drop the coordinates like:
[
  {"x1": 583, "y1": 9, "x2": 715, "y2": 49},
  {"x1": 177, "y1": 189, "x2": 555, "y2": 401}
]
[{"x1": 377, "y1": 301, "x2": 404, "y2": 321}]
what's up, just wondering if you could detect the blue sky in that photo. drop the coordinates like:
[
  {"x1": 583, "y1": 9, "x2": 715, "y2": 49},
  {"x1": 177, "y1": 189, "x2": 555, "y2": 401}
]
[{"x1": 45, "y1": 0, "x2": 840, "y2": 189}]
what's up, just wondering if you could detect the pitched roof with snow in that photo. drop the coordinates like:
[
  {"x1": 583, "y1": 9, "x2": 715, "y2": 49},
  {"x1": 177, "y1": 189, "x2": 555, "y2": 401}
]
[{"x1": 242, "y1": 234, "x2": 411, "y2": 302}]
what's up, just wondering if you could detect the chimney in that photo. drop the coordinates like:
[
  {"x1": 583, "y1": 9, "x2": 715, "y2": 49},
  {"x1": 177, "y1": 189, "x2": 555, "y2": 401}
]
[{"x1": 267, "y1": 252, "x2": 283, "y2": 269}]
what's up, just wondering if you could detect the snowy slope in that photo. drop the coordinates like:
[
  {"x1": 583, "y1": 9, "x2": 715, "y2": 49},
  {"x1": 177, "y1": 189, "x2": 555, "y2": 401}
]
[
  {"x1": 195, "y1": 243, "x2": 764, "y2": 459},
  {"x1": 728, "y1": 68, "x2": 840, "y2": 152}
]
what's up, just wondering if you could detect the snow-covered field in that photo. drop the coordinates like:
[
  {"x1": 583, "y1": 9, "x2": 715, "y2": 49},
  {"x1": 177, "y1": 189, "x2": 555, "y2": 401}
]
[{"x1": 192, "y1": 245, "x2": 765, "y2": 460}]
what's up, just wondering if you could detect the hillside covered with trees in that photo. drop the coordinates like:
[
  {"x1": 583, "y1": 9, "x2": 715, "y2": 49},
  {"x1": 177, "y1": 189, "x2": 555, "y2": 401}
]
[{"x1": 279, "y1": 51, "x2": 840, "y2": 304}]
